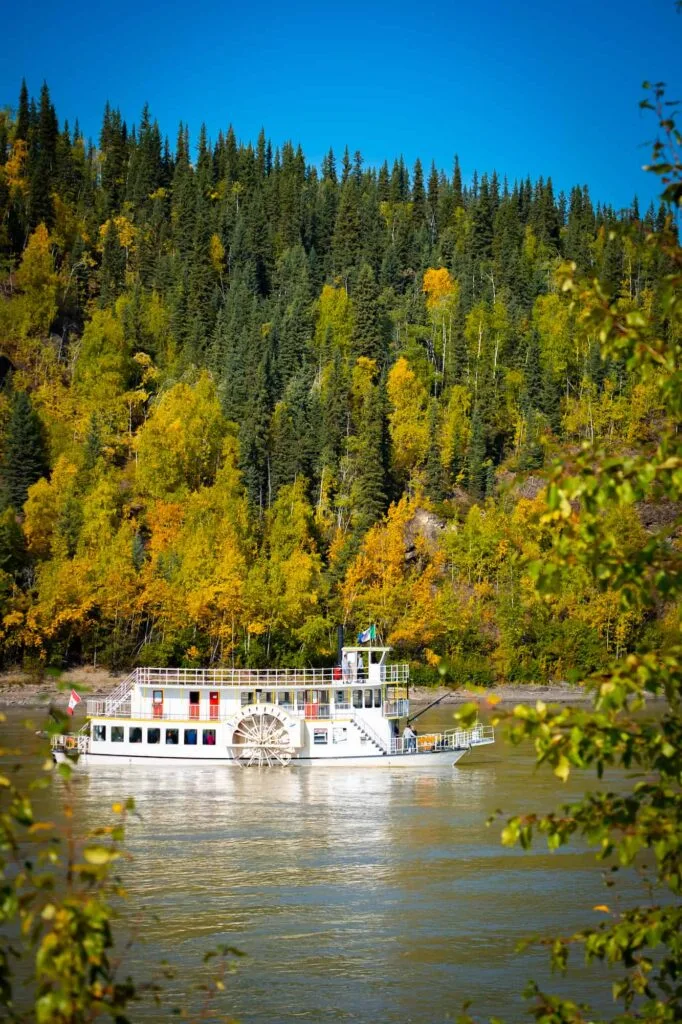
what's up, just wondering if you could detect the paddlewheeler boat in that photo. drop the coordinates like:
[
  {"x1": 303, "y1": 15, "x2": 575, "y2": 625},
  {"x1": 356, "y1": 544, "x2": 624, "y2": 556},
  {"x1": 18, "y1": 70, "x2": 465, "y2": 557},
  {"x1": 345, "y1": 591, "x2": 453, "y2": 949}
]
[{"x1": 51, "y1": 646, "x2": 494, "y2": 768}]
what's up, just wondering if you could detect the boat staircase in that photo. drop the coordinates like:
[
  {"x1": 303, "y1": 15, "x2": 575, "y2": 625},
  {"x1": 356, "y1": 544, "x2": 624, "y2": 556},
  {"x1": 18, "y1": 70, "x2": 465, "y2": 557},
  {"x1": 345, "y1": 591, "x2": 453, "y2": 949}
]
[
  {"x1": 95, "y1": 669, "x2": 137, "y2": 717},
  {"x1": 351, "y1": 712, "x2": 388, "y2": 754}
]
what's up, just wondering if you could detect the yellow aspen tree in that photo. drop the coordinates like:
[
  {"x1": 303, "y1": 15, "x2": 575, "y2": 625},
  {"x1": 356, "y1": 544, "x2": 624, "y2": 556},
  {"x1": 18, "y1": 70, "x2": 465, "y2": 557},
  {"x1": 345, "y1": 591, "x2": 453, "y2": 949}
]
[
  {"x1": 341, "y1": 495, "x2": 444, "y2": 652},
  {"x1": 423, "y1": 267, "x2": 460, "y2": 385},
  {"x1": 134, "y1": 372, "x2": 227, "y2": 497},
  {"x1": 439, "y1": 385, "x2": 471, "y2": 474},
  {"x1": 386, "y1": 357, "x2": 430, "y2": 482},
  {"x1": 314, "y1": 284, "x2": 354, "y2": 358}
]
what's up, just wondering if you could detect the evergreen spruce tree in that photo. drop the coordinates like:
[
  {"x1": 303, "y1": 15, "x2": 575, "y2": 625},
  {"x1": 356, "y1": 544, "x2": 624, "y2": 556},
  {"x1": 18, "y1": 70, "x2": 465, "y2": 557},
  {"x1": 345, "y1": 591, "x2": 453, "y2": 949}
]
[
  {"x1": 84, "y1": 413, "x2": 102, "y2": 470},
  {"x1": 28, "y1": 82, "x2": 58, "y2": 227},
  {"x1": 452, "y1": 155, "x2": 463, "y2": 208},
  {"x1": 523, "y1": 330, "x2": 543, "y2": 410},
  {"x1": 2, "y1": 391, "x2": 49, "y2": 512},
  {"x1": 320, "y1": 350, "x2": 348, "y2": 471},
  {"x1": 353, "y1": 384, "x2": 388, "y2": 532},
  {"x1": 100, "y1": 105, "x2": 128, "y2": 215},
  {"x1": 411, "y1": 158, "x2": 426, "y2": 227},
  {"x1": 427, "y1": 162, "x2": 440, "y2": 241},
  {"x1": 240, "y1": 360, "x2": 271, "y2": 510},
  {"x1": 471, "y1": 173, "x2": 494, "y2": 265},
  {"x1": 100, "y1": 217, "x2": 126, "y2": 304},
  {"x1": 350, "y1": 263, "x2": 384, "y2": 363},
  {"x1": 332, "y1": 176, "x2": 362, "y2": 281},
  {"x1": 0, "y1": 507, "x2": 26, "y2": 577},
  {"x1": 15, "y1": 79, "x2": 30, "y2": 142},
  {"x1": 425, "y1": 400, "x2": 445, "y2": 501},
  {"x1": 466, "y1": 404, "x2": 487, "y2": 499}
]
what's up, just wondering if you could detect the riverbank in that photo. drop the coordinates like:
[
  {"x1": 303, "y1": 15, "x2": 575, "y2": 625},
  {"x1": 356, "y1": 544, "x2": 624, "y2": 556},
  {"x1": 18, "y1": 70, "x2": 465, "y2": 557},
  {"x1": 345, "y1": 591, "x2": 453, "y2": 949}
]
[
  {"x1": 0, "y1": 667, "x2": 120, "y2": 709},
  {"x1": 409, "y1": 682, "x2": 590, "y2": 706},
  {"x1": 0, "y1": 668, "x2": 590, "y2": 709}
]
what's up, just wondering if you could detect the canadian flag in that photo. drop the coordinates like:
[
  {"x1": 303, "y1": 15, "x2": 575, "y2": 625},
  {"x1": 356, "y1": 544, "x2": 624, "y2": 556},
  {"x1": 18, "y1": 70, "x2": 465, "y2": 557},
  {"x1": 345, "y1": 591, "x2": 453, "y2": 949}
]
[{"x1": 67, "y1": 689, "x2": 81, "y2": 715}]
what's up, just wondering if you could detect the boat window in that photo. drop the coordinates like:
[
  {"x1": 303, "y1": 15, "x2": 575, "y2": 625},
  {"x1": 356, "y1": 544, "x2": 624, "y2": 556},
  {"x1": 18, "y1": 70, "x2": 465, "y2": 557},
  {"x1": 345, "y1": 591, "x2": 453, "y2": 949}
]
[
  {"x1": 364, "y1": 689, "x2": 373, "y2": 709},
  {"x1": 352, "y1": 689, "x2": 363, "y2": 709},
  {"x1": 112, "y1": 726, "x2": 124, "y2": 742},
  {"x1": 165, "y1": 728, "x2": 179, "y2": 745},
  {"x1": 202, "y1": 729, "x2": 216, "y2": 745},
  {"x1": 129, "y1": 727, "x2": 142, "y2": 743},
  {"x1": 189, "y1": 691, "x2": 200, "y2": 705},
  {"x1": 334, "y1": 689, "x2": 348, "y2": 706},
  {"x1": 152, "y1": 690, "x2": 163, "y2": 704},
  {"x1": 93, "y1": 725, "x2": 106, "y2": 741},
  {"x1": 147, "y1": 728, "x2": 160, "y2": 744},
  {"x1": 313, "y1": 728, "x2": 328, "y2": 745},
  {"x1": 278, "y1": 691, "x2": 291, "y2": 706},
  {"x1": 374, "y1": 688, "x2": 382, "y2": 708},
  {"x1": 184, "y1": 729, "x2": 198, "y2": 745},
  {"x1": 241, "y1": 691, "x2": 254, "y2": 707},
  {"x1": 264, "y1": 691, "x2": 274, "y2": 704}
]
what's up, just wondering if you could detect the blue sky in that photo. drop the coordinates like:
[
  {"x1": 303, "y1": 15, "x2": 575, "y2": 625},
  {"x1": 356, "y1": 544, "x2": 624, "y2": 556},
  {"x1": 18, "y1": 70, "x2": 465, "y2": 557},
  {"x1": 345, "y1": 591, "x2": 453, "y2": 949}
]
[{"x1": 2, "y1": 0, "x2": 680, "y2": 209}]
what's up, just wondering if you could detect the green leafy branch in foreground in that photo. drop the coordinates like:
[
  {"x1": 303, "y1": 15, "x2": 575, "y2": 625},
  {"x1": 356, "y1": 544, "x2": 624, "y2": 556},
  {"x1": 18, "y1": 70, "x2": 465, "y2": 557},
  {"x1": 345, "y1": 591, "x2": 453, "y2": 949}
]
[
  {"x1": 0, "y1": 717, "x2": 139, "y2": 1023},
  {"x1": 0, "y1": 716, "x2": 242, "y2": 1022},
  {"x1": 457, "y1": 82, "x2": 682, "y2": 1023}
]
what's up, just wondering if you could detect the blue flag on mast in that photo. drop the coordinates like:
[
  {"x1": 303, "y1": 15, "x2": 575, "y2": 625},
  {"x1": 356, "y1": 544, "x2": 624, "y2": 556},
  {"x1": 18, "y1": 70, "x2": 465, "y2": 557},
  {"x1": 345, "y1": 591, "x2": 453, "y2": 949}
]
[{"x1": 357, "y1": 624, "x2": 376, "y2": 643}]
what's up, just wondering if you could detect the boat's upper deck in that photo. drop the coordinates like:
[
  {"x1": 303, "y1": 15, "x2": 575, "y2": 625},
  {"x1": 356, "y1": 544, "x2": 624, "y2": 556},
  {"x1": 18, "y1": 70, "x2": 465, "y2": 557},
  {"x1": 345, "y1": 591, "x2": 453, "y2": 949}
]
[{"x1": 86, "y1": 647, "x2": 410, "y2": 721}]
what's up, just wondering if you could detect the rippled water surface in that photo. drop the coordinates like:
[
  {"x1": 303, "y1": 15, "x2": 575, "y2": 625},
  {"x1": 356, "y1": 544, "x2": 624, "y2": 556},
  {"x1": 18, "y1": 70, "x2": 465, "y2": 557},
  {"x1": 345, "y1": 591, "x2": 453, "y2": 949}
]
[{"x1": 5, "y1": 706, "x2": 631, "y2": 1022}]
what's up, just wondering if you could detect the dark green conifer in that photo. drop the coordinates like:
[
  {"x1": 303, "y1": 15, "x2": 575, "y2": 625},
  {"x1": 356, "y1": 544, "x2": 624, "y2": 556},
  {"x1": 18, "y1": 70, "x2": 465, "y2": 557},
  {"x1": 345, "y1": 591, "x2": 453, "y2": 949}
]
[
  {"x1": 452, "y1": 155, "x2": 463, "y2": 208},
  {"x1": 240, "y1": 360, "x2": 271, "y2": 510},
  {"x1": 411, "y1": 158, "x2": 426, "y2": 227},
  {"x1": 28, "y1": 82, "x2": 58, "y2": 227},
  {"x1": 332, "y1": 177, "x2": 362, "y2": 281},
  {"x1": 2, "y1": 391, "x2": 49, "y2": 512},
  {"x1": 353, "y1": 391, "x2": 388, "y2": 533},
  {"x1": 471, "y1": 174, "x2": 494, "y2": 263},
  {"x1": 425, "y1": 401, "x2": 445, "y2": 501},
  {"x1": 15, "y1": 79, "x2": 30, "y2": 141},
  {"x1": 466, "y1": 404, "x2": 487, "y2": 499},
  {"x1": 100, "y1": 217, "x2": 126, "y2": 304},
  {"x1": 351, "y1": 263, "x2": 384, "y2": 363},
  {"x1": 84, "y1": 414, "x2": 103, "y2": 469},
  {"x1": 0, "y1": 507, "x2": 26, "y2": 577},
  {"x1": 100, "y1": 105, "x2": 128, "y2": 214}
]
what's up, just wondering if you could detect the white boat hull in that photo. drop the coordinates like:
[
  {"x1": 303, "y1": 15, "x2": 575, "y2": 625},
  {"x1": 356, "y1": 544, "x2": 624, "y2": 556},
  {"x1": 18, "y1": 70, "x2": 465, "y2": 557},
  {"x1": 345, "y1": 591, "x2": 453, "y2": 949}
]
[{"x1": 54, "y1": 748, "x2": 469, "y2": 769}]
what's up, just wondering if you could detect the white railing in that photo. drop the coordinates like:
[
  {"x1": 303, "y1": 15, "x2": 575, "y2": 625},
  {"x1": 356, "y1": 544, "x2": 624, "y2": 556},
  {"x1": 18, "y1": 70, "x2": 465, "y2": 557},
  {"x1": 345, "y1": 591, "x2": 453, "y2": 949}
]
[
  {"x1": 82, "y1": 702, "x2": 393, "y2": 724},
  {"x1": 128, "y1": 665, "x2": 410, "y2": 688},
  {"x1": 390, "y1": 724, "x2": 494, "y2": 755},
  {"x1": 383, "y1": 699, "x2": 409, "y2": 718},
  {"x1": 381, "y1": 664, "x2": 409, "y2": 683}
]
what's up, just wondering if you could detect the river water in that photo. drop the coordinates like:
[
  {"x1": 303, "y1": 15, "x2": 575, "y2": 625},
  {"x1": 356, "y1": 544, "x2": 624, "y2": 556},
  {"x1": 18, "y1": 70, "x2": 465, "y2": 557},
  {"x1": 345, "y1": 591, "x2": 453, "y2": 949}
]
[{"x1": 4, "y1": 705, "x2": 631, "y2": 1022}]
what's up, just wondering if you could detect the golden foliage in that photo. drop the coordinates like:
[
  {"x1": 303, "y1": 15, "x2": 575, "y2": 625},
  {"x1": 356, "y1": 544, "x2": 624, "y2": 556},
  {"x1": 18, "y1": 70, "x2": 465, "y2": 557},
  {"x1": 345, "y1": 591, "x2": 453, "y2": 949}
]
[
  {"x1": 422, "y1": 266, "x2": 456, "y2": 310},
  {"x1": 386, "y1": 357, "x2": 429, "y2": 479}
]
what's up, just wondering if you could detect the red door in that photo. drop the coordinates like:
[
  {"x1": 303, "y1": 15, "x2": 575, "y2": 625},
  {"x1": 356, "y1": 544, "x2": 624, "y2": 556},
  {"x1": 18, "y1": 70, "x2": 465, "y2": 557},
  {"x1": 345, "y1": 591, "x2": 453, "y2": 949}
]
[
  {"x1": 209, "y1": 691, "x2": 220, "y2": 720},
  {"x1": 189, "y1": 691, "x2": 200, "y2": 719},
  {"x1": 152, "y1": 690, "x2": 163, "y2": 719}
]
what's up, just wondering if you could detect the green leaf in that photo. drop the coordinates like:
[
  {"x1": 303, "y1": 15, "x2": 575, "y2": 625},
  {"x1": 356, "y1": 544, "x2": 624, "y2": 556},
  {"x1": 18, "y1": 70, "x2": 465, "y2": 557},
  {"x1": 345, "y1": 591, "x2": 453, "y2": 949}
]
[
  {"x1": 554, "y1": 756, "x2": 570, "y2": 782},
  {"x1": 83, "y1": 846, "x2": 120, "y2": 866}
]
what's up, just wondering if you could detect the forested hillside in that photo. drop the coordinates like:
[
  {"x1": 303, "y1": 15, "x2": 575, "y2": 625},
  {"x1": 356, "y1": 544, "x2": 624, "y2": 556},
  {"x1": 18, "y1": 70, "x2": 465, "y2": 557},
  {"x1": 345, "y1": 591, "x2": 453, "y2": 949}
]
[{"x1": 0, "y1": 81, "x2": 677, "y2": 679}]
